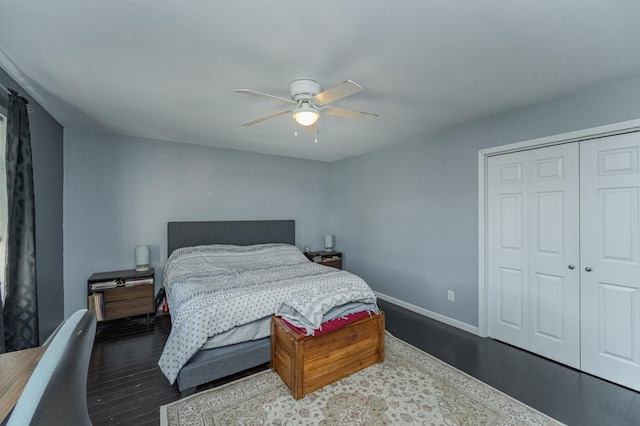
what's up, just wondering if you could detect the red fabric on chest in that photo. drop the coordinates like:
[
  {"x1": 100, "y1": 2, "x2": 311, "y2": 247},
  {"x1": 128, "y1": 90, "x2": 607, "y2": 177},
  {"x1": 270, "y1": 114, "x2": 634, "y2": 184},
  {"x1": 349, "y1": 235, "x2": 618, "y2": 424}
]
[{"x1": 281, "y1": 310, "x2": 372, "y2": 336}]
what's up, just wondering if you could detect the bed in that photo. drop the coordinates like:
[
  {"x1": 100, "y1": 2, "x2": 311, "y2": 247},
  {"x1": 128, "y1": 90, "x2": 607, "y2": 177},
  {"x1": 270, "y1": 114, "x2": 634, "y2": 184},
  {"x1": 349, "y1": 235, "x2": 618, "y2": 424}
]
[{"x1": 159, "y1": 220, "x2": 380, "y2": 397}]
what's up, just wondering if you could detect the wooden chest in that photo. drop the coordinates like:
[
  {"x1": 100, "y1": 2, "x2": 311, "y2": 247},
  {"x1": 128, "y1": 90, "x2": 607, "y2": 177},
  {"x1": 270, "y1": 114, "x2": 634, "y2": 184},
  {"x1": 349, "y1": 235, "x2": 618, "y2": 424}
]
[{"x1": 270, "y1": 311, "x2": 385, "y2": 400}]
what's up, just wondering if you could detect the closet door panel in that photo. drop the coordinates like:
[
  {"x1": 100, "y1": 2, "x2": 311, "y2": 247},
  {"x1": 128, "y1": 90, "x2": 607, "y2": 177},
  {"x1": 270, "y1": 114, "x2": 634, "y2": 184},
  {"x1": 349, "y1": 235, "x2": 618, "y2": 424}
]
[
  {"x1": 498, "y1": 267, "x2": 525, "y2": 329},
  {"x1": 581, "y1": 132, "x2": 640, "y2": 391},
  {"x1": 532, "y1": 272, "x2": 565, "y2": 340},
  {"x1": 488, "y1": 153, "x2": 529, "y2": 348},
  {"x1": 528, "y1": 144, "x2": 580, "y2": 368}
]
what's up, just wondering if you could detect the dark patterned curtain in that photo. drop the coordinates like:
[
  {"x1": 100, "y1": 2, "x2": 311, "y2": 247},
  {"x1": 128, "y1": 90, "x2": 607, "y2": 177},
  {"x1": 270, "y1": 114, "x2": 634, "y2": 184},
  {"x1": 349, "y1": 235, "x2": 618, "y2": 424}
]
[{"x1": 2, "y1": 90, "x2": 38, "y2": 352}]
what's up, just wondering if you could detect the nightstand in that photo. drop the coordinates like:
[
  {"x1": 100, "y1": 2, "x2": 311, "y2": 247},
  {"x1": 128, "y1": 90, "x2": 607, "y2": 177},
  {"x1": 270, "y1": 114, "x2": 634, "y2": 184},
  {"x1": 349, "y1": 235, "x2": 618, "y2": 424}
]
[
  {"x1": 88, "y1": 268, "x2": 155, "y2": 325},
  {"x1": 304, "y1": 251, "x2": 343, "y2": 269}
]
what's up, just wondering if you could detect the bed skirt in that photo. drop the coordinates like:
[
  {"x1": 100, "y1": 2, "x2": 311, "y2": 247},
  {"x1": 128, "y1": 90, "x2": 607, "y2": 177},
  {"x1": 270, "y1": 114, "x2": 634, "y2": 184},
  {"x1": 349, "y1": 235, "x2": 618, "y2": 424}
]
[{"x1": 177, "y1": 338, "x2": 270, "y2": 397}]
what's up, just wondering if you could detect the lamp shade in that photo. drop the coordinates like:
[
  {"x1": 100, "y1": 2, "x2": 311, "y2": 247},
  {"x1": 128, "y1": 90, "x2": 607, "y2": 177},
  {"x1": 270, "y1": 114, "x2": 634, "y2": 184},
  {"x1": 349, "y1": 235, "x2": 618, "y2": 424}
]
[
  {"x1": 135, "y1": 245, "x2": 150, "y2": 271},
  {"x1": 324, "y1": 234, "x2": 333, "y2": 251}
]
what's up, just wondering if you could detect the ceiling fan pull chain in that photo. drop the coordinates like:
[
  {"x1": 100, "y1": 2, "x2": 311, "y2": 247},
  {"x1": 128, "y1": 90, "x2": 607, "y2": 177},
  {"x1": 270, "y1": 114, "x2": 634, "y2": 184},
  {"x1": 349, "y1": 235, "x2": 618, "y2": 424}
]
[{"x1": 314, "y1": 125, "x2": 318, "y2": 143}]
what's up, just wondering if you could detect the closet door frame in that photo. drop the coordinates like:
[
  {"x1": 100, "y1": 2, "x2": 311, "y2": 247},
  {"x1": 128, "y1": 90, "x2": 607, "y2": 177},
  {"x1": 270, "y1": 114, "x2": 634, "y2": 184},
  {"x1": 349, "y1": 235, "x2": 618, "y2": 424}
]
[{"x1": 478, "y1": 118, "x2": 640, "y2": 337}]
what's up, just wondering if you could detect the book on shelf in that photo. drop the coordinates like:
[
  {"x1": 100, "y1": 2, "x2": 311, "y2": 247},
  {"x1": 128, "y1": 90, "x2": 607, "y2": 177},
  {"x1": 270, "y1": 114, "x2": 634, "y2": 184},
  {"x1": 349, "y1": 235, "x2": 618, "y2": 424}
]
[
  {"x1": 88, "y1": 292, "x2": 105, "y2": 321},
  {"x1": 124, "y1": 277, "x2": 153, "y2": 286},
  {"x1": 89, "y1": 280, "x2": 118, "y2": 291},
  {"x1": 89, "y1": 277, "x2": 153, "y2": 291}
]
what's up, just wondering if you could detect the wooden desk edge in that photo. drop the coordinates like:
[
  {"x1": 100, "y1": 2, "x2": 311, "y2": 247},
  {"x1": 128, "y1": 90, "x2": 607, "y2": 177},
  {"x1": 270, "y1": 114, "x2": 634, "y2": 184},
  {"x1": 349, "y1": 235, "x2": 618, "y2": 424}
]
[{"x1": 0, "y1": 346, "x2": 47, "y2": 422}]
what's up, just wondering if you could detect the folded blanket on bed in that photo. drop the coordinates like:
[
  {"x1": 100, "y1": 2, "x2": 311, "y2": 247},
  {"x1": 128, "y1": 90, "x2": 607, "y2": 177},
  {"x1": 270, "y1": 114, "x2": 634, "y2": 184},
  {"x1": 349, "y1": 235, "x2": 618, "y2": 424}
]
[
  {"x1": 158, "y1": 243, "x2": 378, "y2": 384},
  {"x1": 276, "y1": 299, "x2": 379, "y2": 335}
]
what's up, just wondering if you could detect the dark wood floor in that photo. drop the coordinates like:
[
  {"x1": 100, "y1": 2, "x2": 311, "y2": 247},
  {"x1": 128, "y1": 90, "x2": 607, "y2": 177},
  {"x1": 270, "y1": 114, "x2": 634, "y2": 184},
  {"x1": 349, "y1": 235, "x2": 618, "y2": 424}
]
[{"x1": 87, "y1": 299, "x2": 640, "y2": 425}]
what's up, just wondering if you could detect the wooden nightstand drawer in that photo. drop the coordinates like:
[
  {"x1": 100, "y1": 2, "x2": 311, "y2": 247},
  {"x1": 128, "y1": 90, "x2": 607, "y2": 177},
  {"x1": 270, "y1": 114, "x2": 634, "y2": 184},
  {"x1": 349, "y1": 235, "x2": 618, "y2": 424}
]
[
  {"x1": 105, "y1": 297, "x2": 154, "y2": 320},
  {"x1": 103, "y1": 284, "x2": 153, "y2": 302}
]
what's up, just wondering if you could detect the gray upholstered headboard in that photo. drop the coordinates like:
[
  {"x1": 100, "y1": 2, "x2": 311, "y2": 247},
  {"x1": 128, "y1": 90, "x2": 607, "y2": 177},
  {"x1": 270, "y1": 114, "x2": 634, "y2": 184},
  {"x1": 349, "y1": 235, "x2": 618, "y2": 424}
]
[{"x1": 167, "y1": 220, "x2": 295, "y2": 255}]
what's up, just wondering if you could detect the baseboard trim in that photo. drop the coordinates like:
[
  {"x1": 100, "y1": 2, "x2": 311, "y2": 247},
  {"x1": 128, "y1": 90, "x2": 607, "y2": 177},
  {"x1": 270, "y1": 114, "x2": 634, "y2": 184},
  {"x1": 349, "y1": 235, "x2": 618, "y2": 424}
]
[{"x1": 376, "y1": 292, "x2": 480, "y2": 336}]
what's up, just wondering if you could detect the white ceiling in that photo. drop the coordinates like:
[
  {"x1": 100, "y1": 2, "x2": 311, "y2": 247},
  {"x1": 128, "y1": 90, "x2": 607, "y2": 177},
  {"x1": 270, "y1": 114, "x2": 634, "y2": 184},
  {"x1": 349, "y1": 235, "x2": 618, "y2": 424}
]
[{"x1": 1, "y1": 1, "x2": 640, "y2": 162}]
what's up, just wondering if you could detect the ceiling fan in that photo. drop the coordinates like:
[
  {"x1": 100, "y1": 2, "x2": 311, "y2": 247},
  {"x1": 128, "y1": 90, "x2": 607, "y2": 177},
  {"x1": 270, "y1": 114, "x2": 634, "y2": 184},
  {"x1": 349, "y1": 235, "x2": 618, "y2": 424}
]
[{"x1": 235, "y1": 79, "x2": 378, "y2": 128}]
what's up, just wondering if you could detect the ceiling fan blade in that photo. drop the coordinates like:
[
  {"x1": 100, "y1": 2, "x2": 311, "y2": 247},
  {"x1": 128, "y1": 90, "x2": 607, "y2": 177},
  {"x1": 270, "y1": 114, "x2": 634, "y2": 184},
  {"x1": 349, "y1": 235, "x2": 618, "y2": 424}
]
[
  {"x1": 235, "y1": 89, "x2": 296, "y2": 105},
  {"x1": 323, "y1": 105, "x2": 379, "y2": 120},
  {"x1": 314, "y1": 80, "x2": 363, "y2": 105},
  {"x1": 240, "y1": 110, "x2": 292, "y2": 126}
]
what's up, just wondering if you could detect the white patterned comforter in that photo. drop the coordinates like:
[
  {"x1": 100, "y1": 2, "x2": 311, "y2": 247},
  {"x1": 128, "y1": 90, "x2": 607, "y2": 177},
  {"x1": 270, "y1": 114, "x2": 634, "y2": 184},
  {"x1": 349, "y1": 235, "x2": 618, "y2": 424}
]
[{"x1": 158, "y1": 244, "x2": 378, "y2": 384}]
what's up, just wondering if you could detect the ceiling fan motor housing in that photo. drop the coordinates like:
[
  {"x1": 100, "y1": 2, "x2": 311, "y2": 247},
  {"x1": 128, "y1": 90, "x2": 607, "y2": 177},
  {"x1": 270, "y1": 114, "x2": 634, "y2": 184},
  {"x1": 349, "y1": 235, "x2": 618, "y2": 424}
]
[{"x1": 289, "y1": 79, "x2": 323, "y2": 103}]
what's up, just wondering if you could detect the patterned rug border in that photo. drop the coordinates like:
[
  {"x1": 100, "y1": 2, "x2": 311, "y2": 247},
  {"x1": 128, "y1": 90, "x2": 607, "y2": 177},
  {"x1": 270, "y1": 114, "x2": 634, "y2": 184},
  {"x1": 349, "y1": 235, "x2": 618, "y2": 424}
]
[
  {"x1": 160, "y1": 370, "x2": 273, "y2": 426},
  {"x1": 160, "y1": 331, "x2": 565, "y2": 425},
  {"x1": 382, "y1": 332, "x2": 563, "y2": 424}
]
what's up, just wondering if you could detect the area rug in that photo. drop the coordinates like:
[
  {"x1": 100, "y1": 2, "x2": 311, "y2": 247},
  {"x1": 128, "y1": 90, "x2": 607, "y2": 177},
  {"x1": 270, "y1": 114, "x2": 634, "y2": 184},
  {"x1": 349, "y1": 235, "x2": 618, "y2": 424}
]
[{"x1": 160, "y1": 333, "x2": 563, "y2": 425}]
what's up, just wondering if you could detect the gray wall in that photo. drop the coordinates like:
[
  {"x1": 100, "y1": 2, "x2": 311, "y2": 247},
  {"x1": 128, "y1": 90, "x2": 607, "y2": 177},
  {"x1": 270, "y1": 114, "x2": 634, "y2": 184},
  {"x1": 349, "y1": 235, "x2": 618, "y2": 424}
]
[
  {"x1": 63, "y1": 128, "x2": 332, "y2": 316},
  {"x1": 0, "y1": 67, "x2": 64, "y2": 340},
  {"x1": 14, "y1": 61, "x2": 640, "y2": 331},
  {"x1": 331, "y1": 74, "x2": 640, "y2": 328}
]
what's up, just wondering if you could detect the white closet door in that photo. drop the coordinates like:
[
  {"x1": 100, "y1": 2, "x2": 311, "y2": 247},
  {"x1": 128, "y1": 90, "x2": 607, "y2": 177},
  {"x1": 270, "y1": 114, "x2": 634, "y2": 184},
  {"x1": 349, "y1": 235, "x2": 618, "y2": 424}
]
[
  {"x1": 488, "y1": 143, "x2": 580, "y2": 367},
  {"x1": 580, "y1": 132, "x2": 640, "y2": 391},
  {"x1": 528, "y1": 145, "x2": 580, "y2": 367},
  {"x1": 488, "y1": 150, "x2": 529, "y2": 348}
]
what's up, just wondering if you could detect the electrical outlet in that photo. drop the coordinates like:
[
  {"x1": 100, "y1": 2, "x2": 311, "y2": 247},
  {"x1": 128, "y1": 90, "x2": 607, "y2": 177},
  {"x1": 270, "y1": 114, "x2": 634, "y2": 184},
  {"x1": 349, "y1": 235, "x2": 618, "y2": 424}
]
[{"x1": 447, "y1": 290, "x2": 455, "y2": 301}]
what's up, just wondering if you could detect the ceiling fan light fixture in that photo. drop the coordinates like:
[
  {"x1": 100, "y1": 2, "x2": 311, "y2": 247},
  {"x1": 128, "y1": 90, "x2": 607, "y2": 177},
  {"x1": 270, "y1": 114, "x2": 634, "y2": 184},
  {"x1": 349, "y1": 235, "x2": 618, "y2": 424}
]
[{"x1": 292, "y1": 104, "x2": 319, "y2": 126}]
